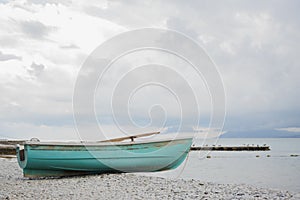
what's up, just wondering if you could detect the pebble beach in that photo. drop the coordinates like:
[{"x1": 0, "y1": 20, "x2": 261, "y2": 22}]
[{"x1": 0, "y1": 158, "x2": 299, "y2": 200}]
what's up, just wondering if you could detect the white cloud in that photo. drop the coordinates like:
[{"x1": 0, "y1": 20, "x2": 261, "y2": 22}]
[
  {"x1": 275, "y1": 127, "x2": 300, "y2": 133},
  {"x1": 0, "y1": 122, "x2": 78, "y2": 141},
  {"x1": 0, "y1": 51, "x2": 21, "y2": 61},
  {"x1": 193, "y1": 127, "x2": 227, "y2": 138},
  {"x1": 0, "y1": 0, "x2": 299, "y2": 139}
]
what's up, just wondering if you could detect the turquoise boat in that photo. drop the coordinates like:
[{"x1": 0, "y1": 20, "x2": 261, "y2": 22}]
[{"x1": 16, "y1": 133, "x2": 192, "y2": 178}]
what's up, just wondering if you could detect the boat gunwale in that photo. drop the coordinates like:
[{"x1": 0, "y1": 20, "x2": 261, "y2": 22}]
[{"x1": 24, "y1": 136, "x2": 193, "y2": 147}]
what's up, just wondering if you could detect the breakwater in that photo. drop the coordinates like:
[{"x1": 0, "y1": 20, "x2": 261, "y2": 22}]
[{"x1": 190, "y1": 146, "x2": 270, "y2": 151}]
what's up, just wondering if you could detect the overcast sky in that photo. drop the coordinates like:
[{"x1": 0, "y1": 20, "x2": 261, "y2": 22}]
[{"x1": 0, "y1": 0, "x2": 299, "y2": 140}]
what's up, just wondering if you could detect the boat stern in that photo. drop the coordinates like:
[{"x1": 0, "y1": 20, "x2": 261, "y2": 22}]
[{"x1": 16, "y1": 144, "x2": 27, "y2": 169}]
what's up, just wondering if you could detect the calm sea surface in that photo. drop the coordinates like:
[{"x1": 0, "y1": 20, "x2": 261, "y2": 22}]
[{"x1": 141, "y1": 138, "x2": 300, "y2": 192}]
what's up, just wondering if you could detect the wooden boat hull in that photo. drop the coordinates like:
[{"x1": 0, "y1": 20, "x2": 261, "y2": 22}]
[{"x1": 16, "y1": 138, "x2": 192, "y2": 178}]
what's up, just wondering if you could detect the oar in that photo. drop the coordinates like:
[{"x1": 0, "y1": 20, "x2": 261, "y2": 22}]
[{"x1": 100, "y1": 131, "x2": 160, "y2": 142}]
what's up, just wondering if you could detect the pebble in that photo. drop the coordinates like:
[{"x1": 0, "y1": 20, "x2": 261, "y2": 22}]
[{"x1": 0, "y1": 158, "x2": 298, "y2": 199}]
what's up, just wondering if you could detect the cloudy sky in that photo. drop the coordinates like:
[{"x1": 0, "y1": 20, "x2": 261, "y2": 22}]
[{"x1": 0, "y1": 0, "x2": 299, "y2": 140}]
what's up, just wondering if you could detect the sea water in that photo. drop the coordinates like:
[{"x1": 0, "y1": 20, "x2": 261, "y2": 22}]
[{"x1": 142, "y1": 138, "x2": 300, "y2": 192}]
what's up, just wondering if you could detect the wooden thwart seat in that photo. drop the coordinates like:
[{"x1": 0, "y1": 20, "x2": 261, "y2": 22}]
[{"x1": 100, "y1": 131, "x2": 160, "y2": 142}]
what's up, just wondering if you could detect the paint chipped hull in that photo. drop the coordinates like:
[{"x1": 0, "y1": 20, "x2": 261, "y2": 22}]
[{"x1": 16, "y1": 138, "x2": 192, "y2": 178}]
